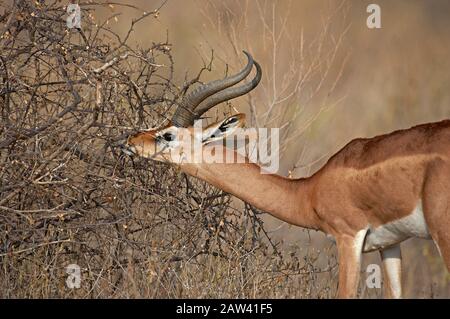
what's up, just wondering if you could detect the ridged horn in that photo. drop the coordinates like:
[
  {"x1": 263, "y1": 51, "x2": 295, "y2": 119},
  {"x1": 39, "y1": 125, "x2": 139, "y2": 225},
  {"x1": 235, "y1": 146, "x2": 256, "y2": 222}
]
[
  {"x1": 194, "y1": 62, "x2": 262, "y2": 119},
  {"x1": 172, "y1": 51, "x2": 256, "y2": 127}
]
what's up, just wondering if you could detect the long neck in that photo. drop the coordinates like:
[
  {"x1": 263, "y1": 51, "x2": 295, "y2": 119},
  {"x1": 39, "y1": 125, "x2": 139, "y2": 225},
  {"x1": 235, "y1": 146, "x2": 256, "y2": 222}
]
[{"x1": 180, "y1": 150, "x2": 318, "y2": 230}]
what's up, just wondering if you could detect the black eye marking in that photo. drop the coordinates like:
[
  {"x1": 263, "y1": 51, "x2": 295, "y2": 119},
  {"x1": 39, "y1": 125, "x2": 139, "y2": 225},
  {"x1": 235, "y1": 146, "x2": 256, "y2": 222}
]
[{"x1": 162, "y1": 132, "x2": 175, "y2": 142}]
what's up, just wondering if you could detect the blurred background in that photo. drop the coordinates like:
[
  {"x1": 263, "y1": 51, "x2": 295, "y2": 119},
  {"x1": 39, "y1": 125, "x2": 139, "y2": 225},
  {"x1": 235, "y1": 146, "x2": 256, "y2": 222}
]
[{"x1": 1, "y1": 0, "x2": 449, "y2": 298}]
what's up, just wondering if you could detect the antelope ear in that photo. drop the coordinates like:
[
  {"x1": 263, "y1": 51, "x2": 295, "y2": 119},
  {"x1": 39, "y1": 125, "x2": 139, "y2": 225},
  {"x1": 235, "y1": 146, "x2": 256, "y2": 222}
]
[{"x1": 200, "y1": 113, "x2": 246, "y2": 144}]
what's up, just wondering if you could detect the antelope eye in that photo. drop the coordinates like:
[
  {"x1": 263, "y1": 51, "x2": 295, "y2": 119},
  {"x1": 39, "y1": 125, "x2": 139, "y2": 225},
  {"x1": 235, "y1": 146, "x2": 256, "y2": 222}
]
[{"x1": 162, "y1": 132, "x2": 175, "y2": 142}]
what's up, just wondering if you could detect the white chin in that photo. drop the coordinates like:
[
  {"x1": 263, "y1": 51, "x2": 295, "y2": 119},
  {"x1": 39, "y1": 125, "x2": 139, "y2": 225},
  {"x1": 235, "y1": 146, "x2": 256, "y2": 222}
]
[
  {"x1": 121, "y1": 146, "x2": 136, "y2": 156},
  {"x1": 122, "y1": 149, "x2": 134, "y2": 156}
]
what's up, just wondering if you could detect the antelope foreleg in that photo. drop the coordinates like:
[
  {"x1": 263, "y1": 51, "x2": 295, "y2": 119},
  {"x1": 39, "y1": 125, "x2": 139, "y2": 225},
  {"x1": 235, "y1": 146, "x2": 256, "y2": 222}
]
[{"x1": 336, "y1": 229, "x2": 367, "y2": 298}]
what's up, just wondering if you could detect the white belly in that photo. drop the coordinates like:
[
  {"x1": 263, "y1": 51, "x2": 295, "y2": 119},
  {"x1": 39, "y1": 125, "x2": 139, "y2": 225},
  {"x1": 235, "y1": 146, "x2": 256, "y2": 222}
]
[{"x1": 363, "y1": 201, "x2": 431, "y2": 252}]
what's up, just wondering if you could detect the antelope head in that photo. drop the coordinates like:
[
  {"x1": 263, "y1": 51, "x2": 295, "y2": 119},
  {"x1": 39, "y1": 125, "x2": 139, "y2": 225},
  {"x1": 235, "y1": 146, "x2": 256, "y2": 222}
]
[{"x1": 123, "y1": 51, "x2": 262, "y2": 163}]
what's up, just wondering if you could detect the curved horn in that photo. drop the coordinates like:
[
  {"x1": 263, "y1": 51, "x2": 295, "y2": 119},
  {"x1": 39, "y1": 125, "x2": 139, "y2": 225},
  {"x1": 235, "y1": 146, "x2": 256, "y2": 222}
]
[
  {"x1": 193, "y1": 61, "x2": 262, "y2": 118},
  {"x1": 172, "y1": 51, "x2": 254, "y2": 127}
]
